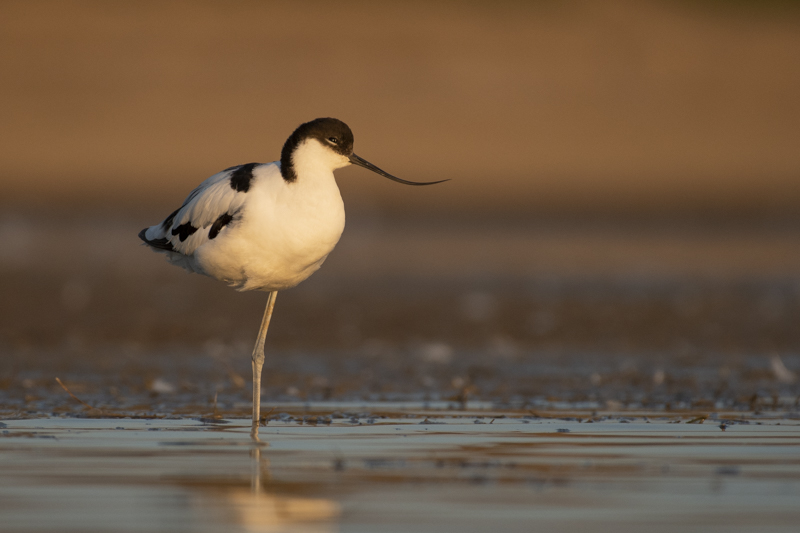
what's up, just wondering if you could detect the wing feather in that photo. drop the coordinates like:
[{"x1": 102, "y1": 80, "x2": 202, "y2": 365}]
[{"x1": 140, "y1": 163, "x2": 266, "y2": 258}]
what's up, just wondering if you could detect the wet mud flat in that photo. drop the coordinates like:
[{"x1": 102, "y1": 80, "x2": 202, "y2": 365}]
[
  {"x1": 2, "y1": 215, "x2": 800, "y2": 419},
  {"x1": 2, "y1": 215, "x2": 800, "y2": 530},
  {"x1": 1, "y1": 412, "x2": 799, "y2": 533}
]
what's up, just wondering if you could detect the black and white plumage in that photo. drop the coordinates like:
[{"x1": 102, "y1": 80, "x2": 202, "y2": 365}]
[
  {"x1": 138, "y1": 159, "x2": 326, "y2": 291},
  {"x1": 138, "y1": 117, "x2": 446, "y2": 436}
]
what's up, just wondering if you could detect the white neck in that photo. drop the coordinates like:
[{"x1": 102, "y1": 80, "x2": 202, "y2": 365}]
[{"x1": 290, "y1": 139, "x2": 350, "y2": 185}]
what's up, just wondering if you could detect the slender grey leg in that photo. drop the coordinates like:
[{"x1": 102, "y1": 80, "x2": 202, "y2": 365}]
[{"x1": 251, "y1": 291, "x2": 277, "y2": 437}]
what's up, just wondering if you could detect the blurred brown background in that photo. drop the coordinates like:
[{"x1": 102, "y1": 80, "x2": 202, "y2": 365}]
[
  {"x1": 2, "y1": 0, "x2": 799, "y2": 216},
  {"x1": 1, "y1": 0, "x2": 799, "y2": 412}
]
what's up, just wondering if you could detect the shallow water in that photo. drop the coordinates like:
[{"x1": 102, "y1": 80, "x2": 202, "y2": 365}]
[{"x1": 2, "y1": 411, "x2": 799, "y2": 533}]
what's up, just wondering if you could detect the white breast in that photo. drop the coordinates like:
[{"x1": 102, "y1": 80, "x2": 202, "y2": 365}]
[{"x1": 192, "y1": 155, "x2": 346, "y2": 292}]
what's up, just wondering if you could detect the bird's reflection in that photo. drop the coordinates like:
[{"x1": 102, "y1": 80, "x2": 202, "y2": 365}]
[
  {"x1": 207, "y1": 432, "x2": 340, "y2": 532},
  {"x1": 250, "y1": 433, "x2": 269, "y2": 494}
]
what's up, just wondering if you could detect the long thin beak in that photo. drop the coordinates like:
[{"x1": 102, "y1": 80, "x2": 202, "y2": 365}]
[{"x1": 348, "y1": 153, "x2": 448, "y2": 186}]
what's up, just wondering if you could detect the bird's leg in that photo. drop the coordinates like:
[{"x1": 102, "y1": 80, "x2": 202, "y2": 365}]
[{"x1": 251, "y1": 291, "x2": 277, "y2": 437}]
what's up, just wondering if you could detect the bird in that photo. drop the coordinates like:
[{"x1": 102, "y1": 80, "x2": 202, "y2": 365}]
[{"x1": 138, "y1": 117, "x2": 446, "y2": 436}]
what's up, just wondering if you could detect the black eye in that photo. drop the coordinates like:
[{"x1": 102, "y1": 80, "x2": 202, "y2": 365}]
[{"x1": 327, "y1": 137, "x2": 339, "y2": 144}]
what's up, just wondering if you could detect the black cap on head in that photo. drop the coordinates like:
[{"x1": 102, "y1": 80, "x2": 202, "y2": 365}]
[{"x1": 280, "y1": 118, "x2": 354, "y2": 182}]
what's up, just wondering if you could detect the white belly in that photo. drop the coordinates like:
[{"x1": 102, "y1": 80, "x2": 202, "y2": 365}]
[{"x1": 192, "y1": 169, "x2": 346, "y2": 292}]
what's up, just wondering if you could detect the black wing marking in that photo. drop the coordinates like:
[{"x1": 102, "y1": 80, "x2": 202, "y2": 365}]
[
  {"x1": 171, "y1": 222, "x2": 199, "y2": 242},
  {"x1": 138, "y1": 228, "x2": 174, "y2": 251},
  {"x1": 229, "y1": 163, "x2": 259, "y2": 193},
  {"x1": 208, "y1": 212, "x2": 235, "y2": 240}
]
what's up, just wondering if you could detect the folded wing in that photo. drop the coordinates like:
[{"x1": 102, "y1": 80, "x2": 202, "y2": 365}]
[{"x1": 138, "y1": 163, "x2": 262, "y2": 258}]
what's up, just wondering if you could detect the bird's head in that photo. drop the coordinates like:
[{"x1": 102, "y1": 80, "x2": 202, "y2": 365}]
[{"x1": 280, "y1": 117, "x2": 448, "y2": 186}]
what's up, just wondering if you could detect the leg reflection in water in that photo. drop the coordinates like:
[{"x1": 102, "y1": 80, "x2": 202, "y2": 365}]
[
  {"x1": 219, "y1": 432, "x2": 340, "y2": 530},
  {"x1": 250, "y1": 434, "x2": 269, "y2": 494}
]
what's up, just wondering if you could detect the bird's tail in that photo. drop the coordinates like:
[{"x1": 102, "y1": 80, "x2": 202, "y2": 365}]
[{"x1": 138, "y1": 226, "x2": 174, "y2": 252}]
